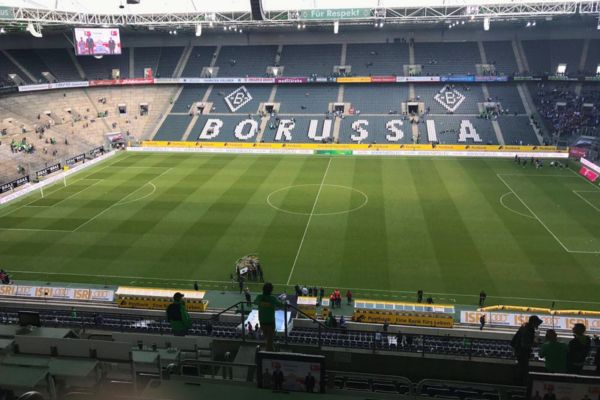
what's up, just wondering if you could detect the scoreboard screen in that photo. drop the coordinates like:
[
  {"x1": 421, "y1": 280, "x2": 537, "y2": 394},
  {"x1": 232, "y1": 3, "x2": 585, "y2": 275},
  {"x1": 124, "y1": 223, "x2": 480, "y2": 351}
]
[{"x1": 74, "y1": 28, "x2": 122, "y2": 56}]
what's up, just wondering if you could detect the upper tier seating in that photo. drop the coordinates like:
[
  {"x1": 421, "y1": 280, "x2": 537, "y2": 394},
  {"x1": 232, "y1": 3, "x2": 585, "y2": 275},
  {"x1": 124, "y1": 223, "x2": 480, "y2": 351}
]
[
  {"x1": 279, "y1": 44, "x2": 342, "y2": 76},
  {"x1": 584, "y1": 39, "x2": 600, "y2": 76},
  {"x1": 79, "y1": 48, "x2": 130, "y2": 80},
  {"x1": 414, "y1": 42, "x2": 480, "y2": 75},
  {"x1": 155, "y1": 46, "x2": 184, "y2": 78},
  {"x1": 35, "y1": 48, "x2": 82, "y2": 82},
  {"x1": 182, "y1": 46, "x2": 217, "y2": 77},
  {"x1": 7, "y1": 49, "x2": 52, "y2": 83},
  {"x1": 345, "y1": 42, "x2": 410, "y2": 75},
  {"x1": 483, "y1": 41, "x2": 518, "y2": 76},
  {"x1": 522, "y1": 39, "x2": 584, "y2": 76},
  {"x1": 134, "y1": 47, "x2": 160, "y2": 78},
  {"x1": 214, "y1": 45, "x2": 278, "y2": 77},
  {"x1": 0, "y1": 51, "x2": 20, "y2": 86}
]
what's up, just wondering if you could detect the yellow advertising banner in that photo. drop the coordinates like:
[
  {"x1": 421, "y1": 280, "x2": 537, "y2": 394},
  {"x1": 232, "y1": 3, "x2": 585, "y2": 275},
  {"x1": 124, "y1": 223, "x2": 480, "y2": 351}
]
[
  {"x1": 336, "y1": 76, "x2": 372, "y2": 83},
  {"x1": 141, "y1": 141, "x2": 566, "y2": 153}
]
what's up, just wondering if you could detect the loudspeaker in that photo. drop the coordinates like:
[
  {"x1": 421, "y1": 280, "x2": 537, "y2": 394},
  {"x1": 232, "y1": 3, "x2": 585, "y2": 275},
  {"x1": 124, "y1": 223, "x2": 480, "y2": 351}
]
[{"x1": 250, "y1": 0, "x2": 265, "y2": 21}]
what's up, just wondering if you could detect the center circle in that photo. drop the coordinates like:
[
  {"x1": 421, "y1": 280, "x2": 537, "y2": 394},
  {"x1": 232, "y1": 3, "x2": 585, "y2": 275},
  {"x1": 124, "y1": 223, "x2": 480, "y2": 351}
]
[{"x1": 266, "y1": 184, "x2": 368, "y2": 216}]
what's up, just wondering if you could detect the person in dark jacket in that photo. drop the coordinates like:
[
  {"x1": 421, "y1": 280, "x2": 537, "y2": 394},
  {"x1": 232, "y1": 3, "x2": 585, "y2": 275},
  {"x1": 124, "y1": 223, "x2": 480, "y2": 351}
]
[
  {"x1": 511, "y1": 315, "x2": 543, "y2": 384},
  {"x1": 166, "y1": 292, "x2": 192, "y2": 336},
  {"x1": 567, "y1": 323, "x2": 591, "y2": 374}
]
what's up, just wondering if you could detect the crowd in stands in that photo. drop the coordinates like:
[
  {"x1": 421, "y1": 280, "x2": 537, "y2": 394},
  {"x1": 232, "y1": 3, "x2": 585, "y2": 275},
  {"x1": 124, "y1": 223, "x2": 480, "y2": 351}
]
[{"x1": 533, "y1": 83, "x2": 600, "y2": 140}]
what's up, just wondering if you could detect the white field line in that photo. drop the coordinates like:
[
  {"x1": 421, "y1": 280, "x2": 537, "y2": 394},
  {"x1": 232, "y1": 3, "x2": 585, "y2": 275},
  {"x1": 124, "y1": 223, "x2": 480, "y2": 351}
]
[
  {"x1": 567, "y1": 166, "x2": 600, "y2": 191},
  {"x1": 286, "y1": 157, "x2": 332, "y2": 285},
  {"x1": 72, "y1": 168, "x2": 172, "y2": 232},
  {"x1": 10, "y1": 269, "x2": 600, "y2": 306},
  {"x1": 499, "y1": 192, "x2": 535, "y2": 219},
  {"x1": 497, "y1": 173, "x2": 600, "y2": 254},
  {"x1": 573, "y1": 190, "x2": 600, "y2": 212},
  {"x1": 0, "y1": 154, "x2": 132, "y2": 219},
  {"x1": 25, "y1": 179, "x2": 103, "y2": 208}
]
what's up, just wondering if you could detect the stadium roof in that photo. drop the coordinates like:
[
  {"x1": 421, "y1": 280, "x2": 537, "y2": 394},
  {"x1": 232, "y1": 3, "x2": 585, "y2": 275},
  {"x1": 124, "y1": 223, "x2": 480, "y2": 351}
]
[{"x1": 2, "y1": 0, "x2": 598, "y2": 14}]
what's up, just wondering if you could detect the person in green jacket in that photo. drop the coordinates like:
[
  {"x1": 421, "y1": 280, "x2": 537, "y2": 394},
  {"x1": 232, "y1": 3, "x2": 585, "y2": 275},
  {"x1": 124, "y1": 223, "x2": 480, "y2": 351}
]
[
  {"x1": 166, "y1": 292, "x2": 192, "y2": 336},
  {"x1": 254, "y1": 282, "x2": 284, "y2": 351},
  {"x1": 540, "y1": 329, "x2": 568, "y2": 373}
]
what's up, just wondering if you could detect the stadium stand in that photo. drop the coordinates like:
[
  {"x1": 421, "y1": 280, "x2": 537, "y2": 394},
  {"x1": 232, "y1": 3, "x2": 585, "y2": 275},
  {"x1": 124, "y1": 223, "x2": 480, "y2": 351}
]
[
  {"x1": 278, "y1": 44, "x2": 342, "y2": 76},
  {"x1": 486, "y1": 84, "x2": 526, "y2": 114},
  {"x1": 6, "y1": 49, "x2": 51, "y2": 83},
  {"x1": 276, "y1": 85, "x2": 339, "y2": 114},
  {"x1": 340, "y1": 116, "x2": 415, "y2": 144},
  {"x1": 214, "y1": 45, "x2": 278, "y2": 77},
  {"x1": 0, "y1": 51, "x2": 20, "y2": 86},
  {"x1": 497, "y1": 116, "x2": 539, "y2": 145},
  {"x1": 344, "y1": 84, "x2": 409, "y2": 114},
  {"x1": 345, "y1": 42, "x2": 410, "y2": 75},
  {"x1": 583, "y1": 39, "x2": 600, "y2": 76},
  {"x1": 169, "y1": 85, "x2": 209, "y2": 113},
  {"x1": 133, "y1": 46, "x2": 161, "y2": 78},
  {"x1": 482, "y1": 41, "x2": 518, "y2": 76},
  {"x1": 209, "y1": 84, "x2": 273, "y2": 113},
  {"x1": 78, "y1": 47, "x2": 130, "y2": 79},
  {"x1": 155, "y1": 46, "x2": 184, "y2": 78},
  {"x1": 414, "y1": 42, "x2": 480, "y2": 75},
  {"x1": 415, "y1": 83, "x2": 484, "y2": 114},
  {"x1": 35, "y1": 48, "x2": 82, "y2": 81},
  {"x1": 154, "y1": 114, "x2": 193, "y2": 141},
  {"x1": 521, "y1": 39, "x2": 584, "y2": 76},
  {"x1": 182, "y1": 46, "x2": 217, "y2": 77}
]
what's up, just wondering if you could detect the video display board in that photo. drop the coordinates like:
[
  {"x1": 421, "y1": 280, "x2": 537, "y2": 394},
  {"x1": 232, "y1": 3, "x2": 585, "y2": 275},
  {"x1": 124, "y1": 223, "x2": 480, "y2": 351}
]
[{"x1": 74, "y1": 28, "x2": 121, "y2": 56}]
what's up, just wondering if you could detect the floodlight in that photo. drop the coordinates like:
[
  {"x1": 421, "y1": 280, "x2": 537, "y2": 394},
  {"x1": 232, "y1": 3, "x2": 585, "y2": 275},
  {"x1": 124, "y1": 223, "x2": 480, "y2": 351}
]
[
  {"x1": 596, "y1": 65, "x2": 600, "y2": 75},
  {"x1": 556, "y1": 64, "x2": 567, "y2": 75},
  {"x1": 272, "y1": 67, "x2": 279, "y2": 76},
  {"x1": 483, "y1": 17, "x2": 490, "y2": 31},
  {"x1": 333, "y1": 20, "x2": 339, "y2": 34},
  {"x1": 195, "y1": 24, "x2": 202, "y2": 37}
]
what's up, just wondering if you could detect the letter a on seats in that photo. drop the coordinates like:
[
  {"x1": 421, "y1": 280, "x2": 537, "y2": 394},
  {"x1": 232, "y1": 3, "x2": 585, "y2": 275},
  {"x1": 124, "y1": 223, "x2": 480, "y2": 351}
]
[
  {"x1": 199, "y1": 119, "x2": 223, "y2": 140},
  {"x1": 458, "y1": 120, "x2": 482, "y2": 143}
]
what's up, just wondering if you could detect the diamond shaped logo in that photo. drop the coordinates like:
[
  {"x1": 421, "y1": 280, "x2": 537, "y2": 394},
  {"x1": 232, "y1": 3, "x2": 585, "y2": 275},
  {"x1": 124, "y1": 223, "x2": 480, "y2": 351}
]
[
  {"x1": 434, "y1": 85, "x2": 466, "y2": 112},
  {"x1": 224, "y1": 86, "x2": 253, "y2": 112}
]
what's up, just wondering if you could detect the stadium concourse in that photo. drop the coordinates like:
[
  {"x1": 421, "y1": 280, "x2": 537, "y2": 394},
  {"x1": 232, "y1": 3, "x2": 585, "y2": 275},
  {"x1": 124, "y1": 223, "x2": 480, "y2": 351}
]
[{"x1": 1, "y1": 0, "x2": 600, "y2": 399}]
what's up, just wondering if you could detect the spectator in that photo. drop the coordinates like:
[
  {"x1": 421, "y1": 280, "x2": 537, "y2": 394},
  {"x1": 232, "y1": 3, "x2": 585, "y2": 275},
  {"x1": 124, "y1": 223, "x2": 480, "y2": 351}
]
[
  {"x1": 479, "y1": 314, "x2": 486, "y2": 331},
  {"x1": 417, "y1": 290, "x2": 423, "y2": 303},
  {"x1": 567, "y1": 323, "x2": 591, "y2": 374},
  {"x1": 254, "y1": 282, "x2": 284, "y2": 351},
  {"x1": 346, "y1": 290, "x2": 353, "y2": 305},
  {"x1": 166, "y1": 292, "x2": 192, "y2": 336},
  {"x1": 305, "y1": 372, "x2": 316, "y2": 393},
  {"x1": 193, "y1": 281, "x2": 199, "y2": 291},
  {"x1": 383, "y1": 320, "x2": 389, "y2": 332},
  {"x1": 511, "y1": 315, "x2": 543, "y2": 384},
  {"x1": 540, "y1": 329, "x2": 568, "y2": 373}
]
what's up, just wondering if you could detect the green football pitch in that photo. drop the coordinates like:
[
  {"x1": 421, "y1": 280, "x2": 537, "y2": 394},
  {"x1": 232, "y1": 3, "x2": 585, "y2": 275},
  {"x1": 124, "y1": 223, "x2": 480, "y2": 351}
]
[{"x1": 1, "y1": 152, "x2": 599, "y2": 309}]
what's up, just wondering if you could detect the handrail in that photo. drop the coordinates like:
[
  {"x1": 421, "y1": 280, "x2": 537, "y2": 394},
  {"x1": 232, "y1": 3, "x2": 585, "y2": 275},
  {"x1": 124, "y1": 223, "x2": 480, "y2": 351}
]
[{"x1": 178, "y1": 358, "x2": 257, "y2": 382}]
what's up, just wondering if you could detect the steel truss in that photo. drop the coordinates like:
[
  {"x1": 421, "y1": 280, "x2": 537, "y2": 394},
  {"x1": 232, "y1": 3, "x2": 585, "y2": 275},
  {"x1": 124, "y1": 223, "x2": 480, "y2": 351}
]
[{"x1": 1, "y1": 1, "x2": 599, "y2": 29}]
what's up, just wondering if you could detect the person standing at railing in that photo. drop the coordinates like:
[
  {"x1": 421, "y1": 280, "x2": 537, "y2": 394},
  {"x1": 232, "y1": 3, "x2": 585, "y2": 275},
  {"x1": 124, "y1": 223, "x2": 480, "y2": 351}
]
[
  {"x1": 254, "y1": 282, "x2": 284, "y2": 351},
  {"x1": 166, "y1": 292, "x2": 192, "y2": 337}
]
